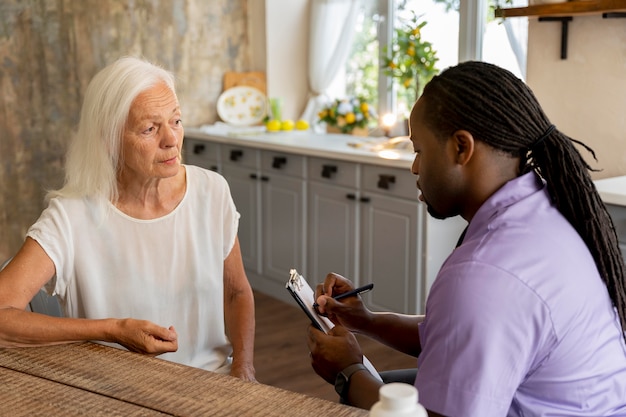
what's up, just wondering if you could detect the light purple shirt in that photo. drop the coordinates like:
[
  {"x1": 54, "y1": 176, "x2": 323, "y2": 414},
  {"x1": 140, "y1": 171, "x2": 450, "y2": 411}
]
[{"x1": 416, "y1": 172, "x2": 626, "y2": 416}]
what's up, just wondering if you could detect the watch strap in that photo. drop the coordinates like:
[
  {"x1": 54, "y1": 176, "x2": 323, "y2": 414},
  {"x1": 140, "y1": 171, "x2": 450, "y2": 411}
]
[{"x1": 334, "y1": 363, "x2": 368, "y2": 397}]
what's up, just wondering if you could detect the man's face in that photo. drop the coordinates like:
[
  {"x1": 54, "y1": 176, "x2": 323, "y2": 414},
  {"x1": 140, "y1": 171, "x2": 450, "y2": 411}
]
[{"x1": 408, "y1": 99, "x2": 463, "y2": 220}]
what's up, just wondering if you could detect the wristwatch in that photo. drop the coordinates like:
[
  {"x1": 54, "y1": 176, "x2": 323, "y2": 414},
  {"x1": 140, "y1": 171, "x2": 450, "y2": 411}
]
[{"x1": 334, "y1": 363, "x2": 368, "y2": 397}]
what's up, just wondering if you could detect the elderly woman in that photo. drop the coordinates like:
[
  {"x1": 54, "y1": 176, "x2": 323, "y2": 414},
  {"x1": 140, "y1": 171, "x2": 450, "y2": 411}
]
[{"x1": 0, "y1": 57, "x2": 255, "y2": 381}]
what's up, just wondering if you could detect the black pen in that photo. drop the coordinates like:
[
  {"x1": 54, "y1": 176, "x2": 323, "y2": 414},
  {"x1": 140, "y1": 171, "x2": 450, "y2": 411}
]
[{"x1": 313, "y1": 283, "x2": 374, "y2": 308}]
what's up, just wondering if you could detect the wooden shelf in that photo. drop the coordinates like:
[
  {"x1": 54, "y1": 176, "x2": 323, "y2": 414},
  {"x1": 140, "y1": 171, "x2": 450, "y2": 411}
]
[
  {"x1": 495, "y1": 0, "x2": 626, "y2": 18},
  {"x1": 495, "y1": 0, "x2": 626, "y2": 59}
]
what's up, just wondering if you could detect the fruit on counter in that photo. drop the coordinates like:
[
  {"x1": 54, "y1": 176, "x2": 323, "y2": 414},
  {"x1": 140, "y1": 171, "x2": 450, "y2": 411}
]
[
  {"x1": 266, "y1": 119, "x2": 281, "y2": 132},
  {"x1": 295, "y1": 119, "x2": 310, "y2": 130},
  {"x1": 281, "y1": 119, "x2": 295, "y2": 131}
]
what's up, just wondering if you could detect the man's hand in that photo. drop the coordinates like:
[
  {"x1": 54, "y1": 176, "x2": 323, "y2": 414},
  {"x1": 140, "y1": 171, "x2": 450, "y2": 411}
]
[
  {"x1": 307, "y1": 324, "x2": 363, "y2": 384},
  {"x1": 314, "y1": 273, "x2": 373, "y2": 332}
]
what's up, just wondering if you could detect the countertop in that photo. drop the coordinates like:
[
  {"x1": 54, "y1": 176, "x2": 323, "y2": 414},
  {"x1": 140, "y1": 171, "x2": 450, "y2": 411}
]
[
  {"x1": 184, "y1": 126, "x2": 415, "y2": 169},
  {"x1": 185, "y1": 126, "x2": 626, "y2": 206},
  {"x1": 595, "y1": 175, "x2": 626, "y2": 207}
]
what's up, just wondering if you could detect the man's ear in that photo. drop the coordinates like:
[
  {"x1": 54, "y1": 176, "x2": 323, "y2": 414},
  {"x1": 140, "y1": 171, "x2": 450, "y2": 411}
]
[{"x1": 450, "y1": 130, "x2": 475, "y2": 166}]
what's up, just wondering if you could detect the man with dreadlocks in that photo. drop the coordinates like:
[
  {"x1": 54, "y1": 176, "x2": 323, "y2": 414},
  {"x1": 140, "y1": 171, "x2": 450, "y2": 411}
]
[{"x1": 307, "y1": 61, "x2": 626, "y2": 416}]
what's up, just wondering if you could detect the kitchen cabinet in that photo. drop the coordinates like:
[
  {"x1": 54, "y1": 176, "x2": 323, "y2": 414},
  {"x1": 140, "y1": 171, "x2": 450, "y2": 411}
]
[
  {"x1": 359, "y1": 165, "x2": 421, "y2": 314},
  {"x1": 185, "y1": 141, "x2": 220, "y2": 172},
  {"x1": 259, "y1": 151, "x2": 306, "y2": 285},
  {"x1": 183, "y1": 134, "x2": 464, "y2": 314},
  {"x1": 219, "y1": 145, "x2": 262, "y2": 272},
  {"x1": 307, "y1": 157, "x2": 359, "y2": 283},
  {"x1": 207, "y1": 143, "x2": 306, "y2": 286}
]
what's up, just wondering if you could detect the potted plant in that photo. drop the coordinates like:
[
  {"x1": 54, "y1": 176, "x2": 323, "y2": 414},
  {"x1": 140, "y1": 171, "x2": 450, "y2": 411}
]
[
  {"x1": 382, "y1": 11, "x2": 439, "y2": 108},
  {"x1": 318, "y1": 96, "x2": 376, "y2": 135}
]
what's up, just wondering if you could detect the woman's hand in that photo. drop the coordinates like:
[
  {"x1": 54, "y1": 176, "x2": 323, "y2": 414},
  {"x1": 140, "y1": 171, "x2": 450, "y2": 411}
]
[
  {"x1": 231, "y1": 361, "x2": 257, "y2": 382},
  {"x1": 113, "y1": 319, "x2": 178, "y2": 356}
]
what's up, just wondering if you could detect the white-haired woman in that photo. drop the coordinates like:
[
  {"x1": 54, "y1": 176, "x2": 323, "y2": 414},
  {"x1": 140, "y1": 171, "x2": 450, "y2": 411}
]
[{"x1": 0, "y1": 56, "x2": 256, "y2": 381}]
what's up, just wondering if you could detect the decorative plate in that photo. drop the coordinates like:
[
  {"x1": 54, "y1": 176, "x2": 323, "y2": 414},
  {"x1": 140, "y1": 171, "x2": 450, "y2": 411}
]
[{"x1": 217, "y1": 86, "x2": 267, "y2": 126}]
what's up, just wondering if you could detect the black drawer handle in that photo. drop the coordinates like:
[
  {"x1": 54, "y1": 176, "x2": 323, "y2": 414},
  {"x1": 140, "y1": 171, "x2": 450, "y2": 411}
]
[
  {"x1": 321, "y1": 164, "x2": 338, "y2": 179},
  {"x1": 230, "y1": 150, "x2": 243, "y2": 162},
  {"x1": 377, "y1": 174, "x2": 396, "y2": 190},
  {"x1": 193, "y1": 144, "x2": 205, "y2": 154},
  {"x1": 346, "y1": 193, "x2": 356, "y2": 200},
  {"x1": 360, "y1": 196, "x2": 371, "y2": 203},
  {"x1": 272, "y1": 156, "x2": 287, "y2": 169},
  {"x1": 249, "y1": 173, "x2": 269, "y2": 182},
  {"x1": 210, "y1": 165, "x2": 218, "y2": 172}
]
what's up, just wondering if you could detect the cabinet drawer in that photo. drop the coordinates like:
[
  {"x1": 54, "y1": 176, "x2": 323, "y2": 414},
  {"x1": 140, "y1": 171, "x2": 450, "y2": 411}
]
[
  {"x1": 184, "y1": 139, "x2": 219, "y2": 170},
  {"x1": 361, "y1": 164, "x2": 417, "y2": 200},
  {"x1": 308, "y1": 157, "x2": 358, "y2": 188},
  {"x1": 221, "y1": 145, "x2": 259, "y2": 169},
  {"x1": 261, "y1": 151, "x2": 305, "y2": 178}
]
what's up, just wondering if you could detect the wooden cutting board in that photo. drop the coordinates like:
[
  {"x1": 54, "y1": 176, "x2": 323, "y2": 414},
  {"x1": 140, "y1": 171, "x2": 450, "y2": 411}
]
[{"x1": 223, "y1": 71, "x2": 266, "y2": 94}]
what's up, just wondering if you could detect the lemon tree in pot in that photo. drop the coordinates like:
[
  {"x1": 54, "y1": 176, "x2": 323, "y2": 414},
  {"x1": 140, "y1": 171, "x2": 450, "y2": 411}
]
[{"x1": 382, "y1": 11, "x2": 439, "y2": 110}]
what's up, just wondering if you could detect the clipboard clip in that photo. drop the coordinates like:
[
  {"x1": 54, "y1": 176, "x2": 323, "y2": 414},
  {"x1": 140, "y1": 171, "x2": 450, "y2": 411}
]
[{"x1": 288, "y1": 268, "x2": 304, "y2": 291}]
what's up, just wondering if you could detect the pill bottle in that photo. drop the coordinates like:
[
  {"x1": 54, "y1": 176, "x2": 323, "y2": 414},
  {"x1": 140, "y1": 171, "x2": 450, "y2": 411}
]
[{"x1": 369, "y1": 383, "x2": 428, "y2": 417}]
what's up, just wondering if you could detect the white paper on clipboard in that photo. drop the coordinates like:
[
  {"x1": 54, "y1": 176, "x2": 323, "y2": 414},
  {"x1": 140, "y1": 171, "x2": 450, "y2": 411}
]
[{"x1": 286, "y1": 269, "x2": 382, "y2": 382}]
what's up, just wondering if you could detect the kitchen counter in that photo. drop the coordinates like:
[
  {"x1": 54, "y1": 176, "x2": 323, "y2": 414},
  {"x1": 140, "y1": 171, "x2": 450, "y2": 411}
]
[
  {"x1": 184, "y1": 126, "x2": 415, "y2": 169},
  {"x1": 595, "y1": 175, "x2": 626, "y2": 207},
  {"x1": 186, "y1": 126, "x2": 626, "y2": 206}
]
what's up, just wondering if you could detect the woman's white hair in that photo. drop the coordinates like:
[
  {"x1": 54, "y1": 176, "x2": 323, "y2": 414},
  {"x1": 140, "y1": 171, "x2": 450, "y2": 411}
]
[{"x1": 47, "y1": 56, "x2": 176, "y2": 211}]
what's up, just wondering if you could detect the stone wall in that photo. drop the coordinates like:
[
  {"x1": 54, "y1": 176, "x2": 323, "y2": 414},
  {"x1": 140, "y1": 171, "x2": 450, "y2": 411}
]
[{"x1": 0, "y1": 0, "x2": 250, "y2": 260}]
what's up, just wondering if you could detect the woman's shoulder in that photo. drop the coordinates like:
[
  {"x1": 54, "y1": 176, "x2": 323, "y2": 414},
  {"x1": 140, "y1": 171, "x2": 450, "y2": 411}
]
[
  {"x1": 185, "y1": 164, "x2": 226, "y2": 181},
  {"x1": 184, "y1": 164, "x2": 230, "y2": 194}
]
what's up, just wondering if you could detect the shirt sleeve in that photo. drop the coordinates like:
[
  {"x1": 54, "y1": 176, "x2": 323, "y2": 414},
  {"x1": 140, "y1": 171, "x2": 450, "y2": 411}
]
[
  {"x1": 26, "y1": 198, "x2": 74, "y2": 298},
  {"x1": 415, "y1": 261, "x2": 555, "y2": 416}
]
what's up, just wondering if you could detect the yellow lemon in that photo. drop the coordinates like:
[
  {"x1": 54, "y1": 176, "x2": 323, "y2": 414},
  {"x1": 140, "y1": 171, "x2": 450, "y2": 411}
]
[
  {"x1": 295, "y1": 119, "x2": 309, "y2": 130},
  {"x1": 266, "y1": 119, "x2": 281, "y2": 132},
  {"x1": 345, "y1": 112, "x2": 356, "y2": 124},
  {"x1": 281, "y1": 119, "x2": 295, "y2": 131}
]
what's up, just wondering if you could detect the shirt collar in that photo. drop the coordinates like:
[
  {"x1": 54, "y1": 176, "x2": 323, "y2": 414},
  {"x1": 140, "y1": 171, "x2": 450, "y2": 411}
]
[{"x1": 459, "y1": 171, "x2": 546, "y2": 247}]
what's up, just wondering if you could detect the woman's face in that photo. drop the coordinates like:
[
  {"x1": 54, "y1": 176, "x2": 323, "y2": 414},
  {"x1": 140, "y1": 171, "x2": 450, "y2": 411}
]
[{"x1": 120, "y1": 81, "x2": 183, "y2": 183}]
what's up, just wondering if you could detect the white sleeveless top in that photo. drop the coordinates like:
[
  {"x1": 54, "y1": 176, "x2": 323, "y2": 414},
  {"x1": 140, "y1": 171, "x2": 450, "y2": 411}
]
[{"x1": 27, "y1": 165, "x2": 239, "y2": 372}]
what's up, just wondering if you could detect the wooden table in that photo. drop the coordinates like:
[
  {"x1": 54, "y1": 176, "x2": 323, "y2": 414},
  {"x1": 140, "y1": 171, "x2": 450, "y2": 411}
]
[{"x1": 0, "y1": 342, "x2": 368, "y2": 416}]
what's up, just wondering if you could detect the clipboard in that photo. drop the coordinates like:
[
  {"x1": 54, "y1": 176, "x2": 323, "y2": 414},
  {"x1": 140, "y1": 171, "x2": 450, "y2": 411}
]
[
  {"x1": 286, "y1": 269, "x2": 382, "y2": 381},
  {"x1": 286, "y1": 269, "x2": 335, "y2": 333}
]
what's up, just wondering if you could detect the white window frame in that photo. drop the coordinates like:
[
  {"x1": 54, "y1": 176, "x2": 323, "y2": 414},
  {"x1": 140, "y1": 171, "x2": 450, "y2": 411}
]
[{"x1": 376, "y1": 0, "x2": 488, "y2": 114}]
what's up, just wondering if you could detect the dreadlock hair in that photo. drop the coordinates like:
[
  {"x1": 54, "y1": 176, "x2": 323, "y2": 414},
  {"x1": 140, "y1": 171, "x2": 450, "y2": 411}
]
[{"x1": 420, "y1": 61, "x2": 626, "y2": 341}]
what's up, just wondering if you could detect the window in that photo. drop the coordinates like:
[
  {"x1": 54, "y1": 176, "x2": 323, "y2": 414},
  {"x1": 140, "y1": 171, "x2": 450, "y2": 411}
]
[{"x1": 326, "y1": 0, "x2": 527, "y2": 131}]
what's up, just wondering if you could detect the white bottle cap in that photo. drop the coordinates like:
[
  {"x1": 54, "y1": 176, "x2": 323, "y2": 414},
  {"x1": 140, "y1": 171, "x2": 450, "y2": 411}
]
[{"x1": 379, "y1": 383, "x2": 418, "y2": 411}]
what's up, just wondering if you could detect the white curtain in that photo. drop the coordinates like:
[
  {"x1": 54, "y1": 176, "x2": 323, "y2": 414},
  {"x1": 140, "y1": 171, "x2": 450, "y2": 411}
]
[
  {"x1": 503, "y1": 0, "x2": 528, "y2": 79},
  {"x1": 300, "y1": 0, "x2": 361, "y2": 132}
]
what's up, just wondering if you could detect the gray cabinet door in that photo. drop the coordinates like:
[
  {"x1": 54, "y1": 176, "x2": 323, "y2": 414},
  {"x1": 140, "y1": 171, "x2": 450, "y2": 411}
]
[
  {"x1": 262, "y1": 174, "x2": 305, "y2": 284},
  {"x1": 221, "y1": 147, "x2": 261, "y2": 273},
  {"x1": 307, "y1": 181, "x2": 357, "y2": 283},
  {"x1": 360, "y1": 194, "x2": 420, "y2": 315}
]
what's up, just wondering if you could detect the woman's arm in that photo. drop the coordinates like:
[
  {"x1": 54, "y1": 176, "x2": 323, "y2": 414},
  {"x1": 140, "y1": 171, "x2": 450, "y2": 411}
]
[
  {"x1": 223, "y1": 237, "x2": 256, "y2": 381},
  {"x1": 0, "y1": 238, "x2": 178, "y2": 353}
]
